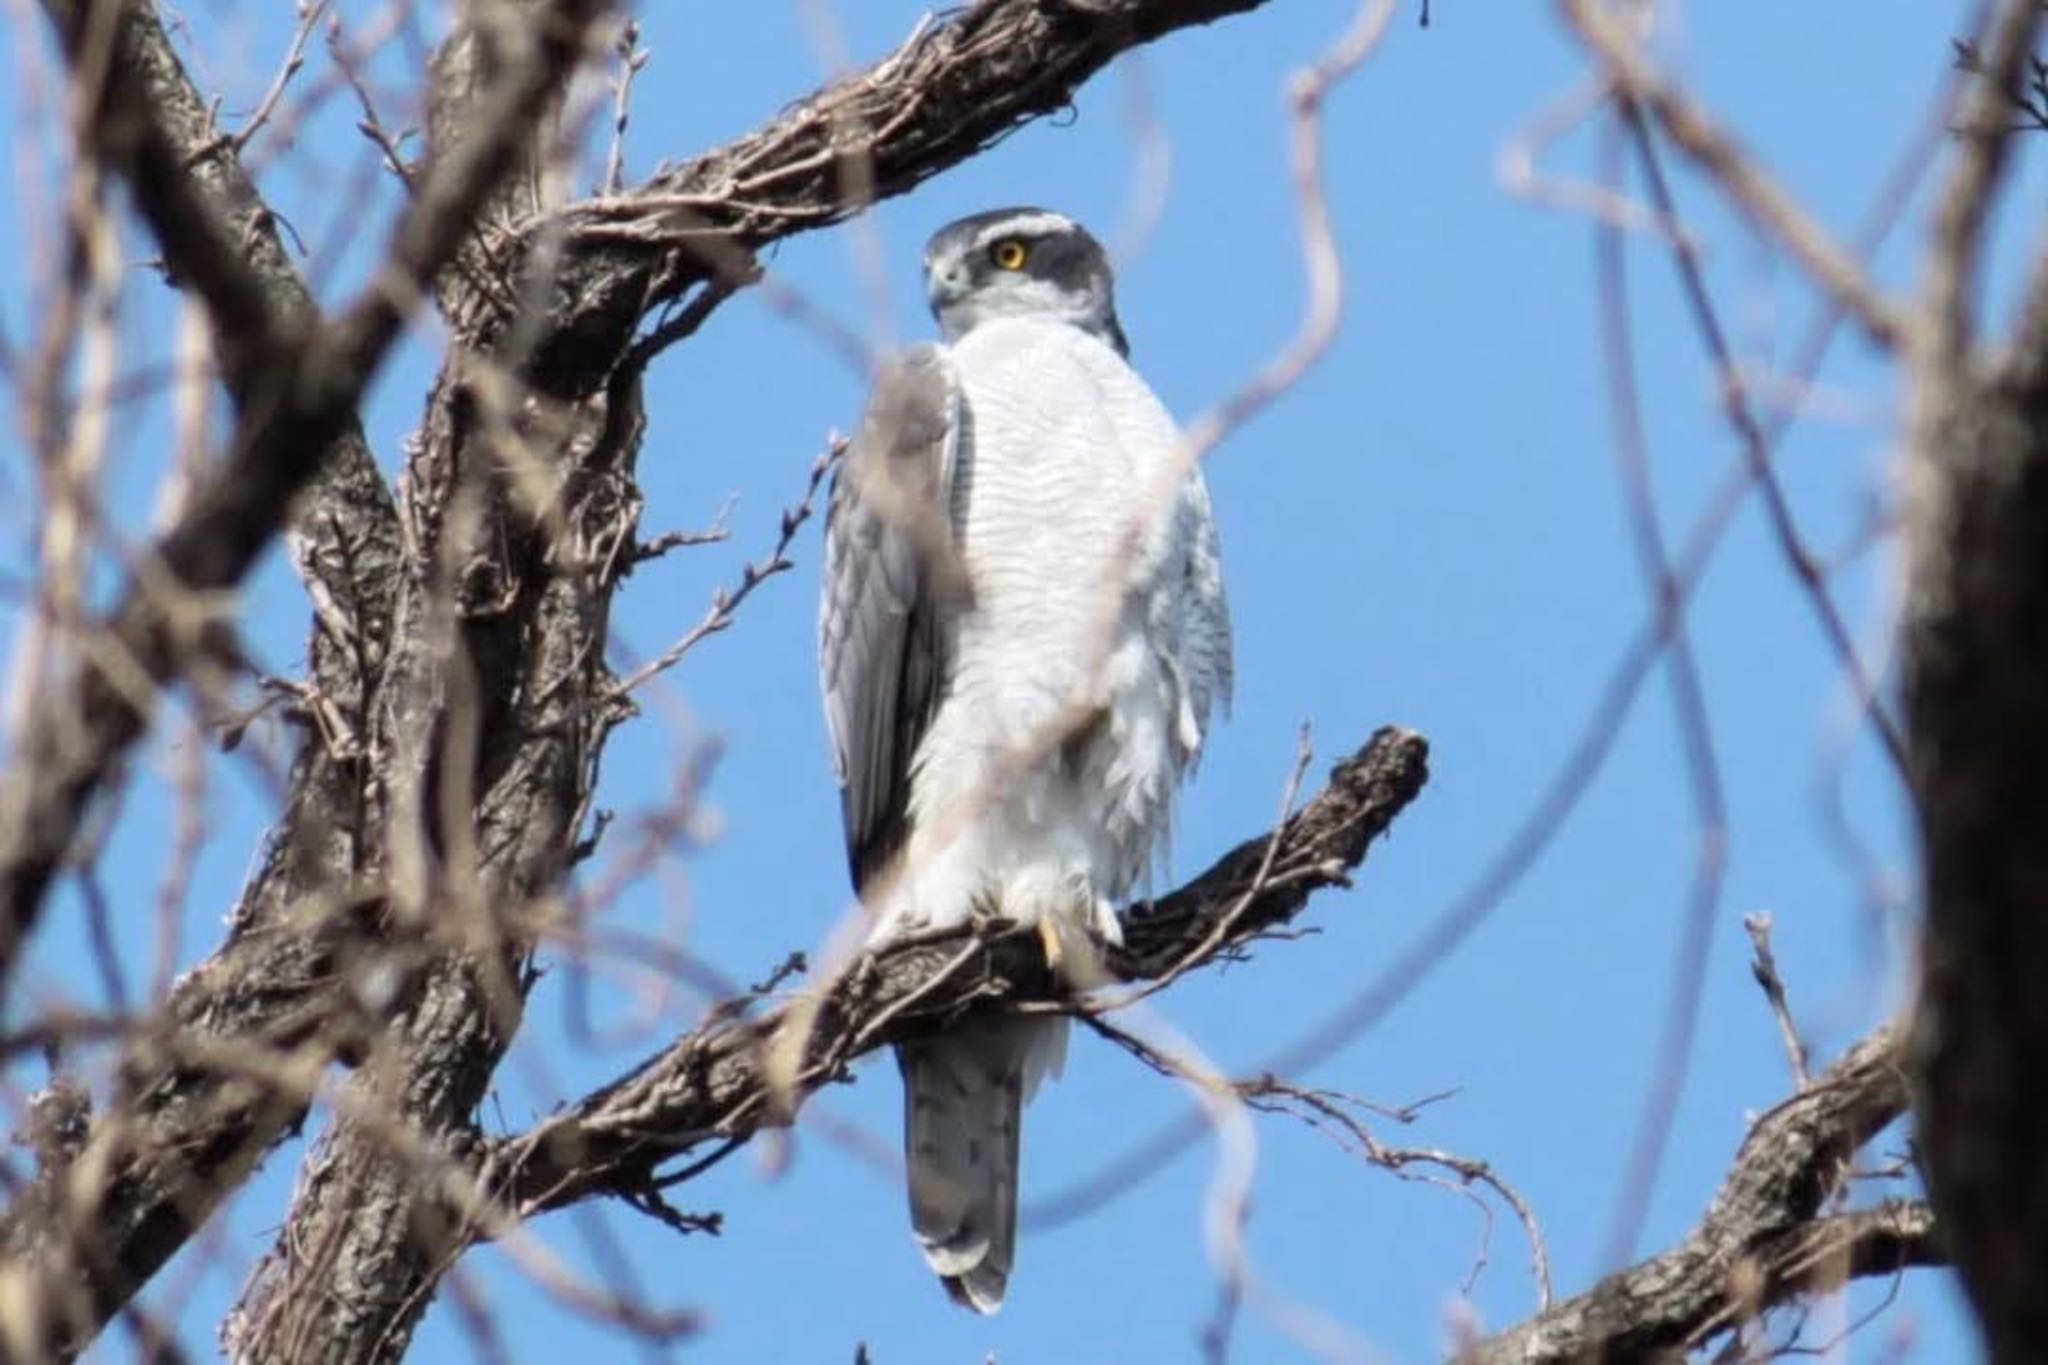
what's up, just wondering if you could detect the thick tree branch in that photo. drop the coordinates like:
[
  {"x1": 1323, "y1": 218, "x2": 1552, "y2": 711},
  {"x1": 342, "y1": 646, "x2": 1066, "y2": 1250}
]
[
  {"x1": 485, "y1": 727, "x2": 1427, "y2": 1220},
  {"x1": 0, "y1": 0, "x2": 612, "y2": 996},
  {"x1": 1925, "y1": 0, "x2": 2045, "y2": 370},
  {"x1": 0, "y1": 1, "x2": 613, "y2": 1357},
  {"x1": 515, "y1": 0, "x2": 1287, "y2": 395},
  {"x1": 1460, "y1": 1022, "x2": 1929, "y2": 1363},
  {"x1": 219, "y1": 4, "x2": 1313, "y2": 1358},
  {"x1": 226, "y1": 710, "x2": 1415, "y2": 1361},
  {"x1": 1904, "y1": 7, "x2": 2048, "y2": 1359},
  {"x1": 2, "y1": 2, "x2": 1311, "y2": 1355},
  {"x1": 0, "y1": 1, "x2": 1991, "y2": 1359},
  {"x1": 0, "y1": 3, "x2": 405, "y2": 1352}
]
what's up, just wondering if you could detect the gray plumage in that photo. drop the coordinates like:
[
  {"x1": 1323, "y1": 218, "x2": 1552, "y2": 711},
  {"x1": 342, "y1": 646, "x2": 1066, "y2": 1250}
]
[{"x1": 819, "y1": 207, "x2": 1232, "y2": 1311}]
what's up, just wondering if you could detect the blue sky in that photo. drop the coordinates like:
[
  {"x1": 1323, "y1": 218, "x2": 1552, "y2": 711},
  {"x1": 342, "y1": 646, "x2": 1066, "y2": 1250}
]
[{"x1": 3, "y1": 1, "x2": 2034, "y2": 1360}]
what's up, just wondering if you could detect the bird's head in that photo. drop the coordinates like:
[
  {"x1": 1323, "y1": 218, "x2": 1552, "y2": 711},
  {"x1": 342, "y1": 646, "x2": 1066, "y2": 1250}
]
[{"x1": 921, "y1": 207, "x2": 1128, "y2": 355}]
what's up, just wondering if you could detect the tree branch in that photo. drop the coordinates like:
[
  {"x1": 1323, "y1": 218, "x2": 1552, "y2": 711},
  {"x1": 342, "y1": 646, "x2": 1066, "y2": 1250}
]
[
  {"x1": 1555, "y1": 0, "x2": 1913, "y2": 351},
  {"x1": 217, "y1": 3, "x2": 1319, "y2": 1358},
  {"x1": 0, "y1": 0, "x2": 612, "y2": 996},
  {"x1": 514, "y1": 0, "x2": 1287, "y2": 395},
  {"x1": 1, "y1": 2, "x2": 1314, "y2": 1355},
  {"x1": 0, "y1": 1, "x2": 405, "y2": 1350},
  {"x1": 0, "y1": 0, "x2": 614, "y2": 1356},
  {"x1": 1925, "y1": 0, "x2": 2045, "y2": 369},
  {"x1": 486, "y1": 727, "x2": 1427, "y2": 1221},
  {"x1": 1903, "y1": 7, "x2": 2048, "y2": 1359},
  {"x1": 1459, "y1": 1021, "x2": 1929, "y2": 1363}
]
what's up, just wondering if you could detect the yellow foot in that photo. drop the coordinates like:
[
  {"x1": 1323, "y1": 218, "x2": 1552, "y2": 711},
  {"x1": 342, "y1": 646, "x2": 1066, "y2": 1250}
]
[{"x1": 1038, "y1": 918, "x2": 1065, "y2": 974}]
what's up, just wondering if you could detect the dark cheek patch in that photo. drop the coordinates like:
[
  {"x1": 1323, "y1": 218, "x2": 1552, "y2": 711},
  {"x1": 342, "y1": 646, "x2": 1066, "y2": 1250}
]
[{"x1": 1031, "y1": 233, "x2": 1086, "y2": 289}]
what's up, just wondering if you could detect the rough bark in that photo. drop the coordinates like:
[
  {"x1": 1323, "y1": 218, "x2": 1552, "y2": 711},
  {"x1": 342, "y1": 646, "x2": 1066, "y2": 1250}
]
[
  {"x1": 224, "y1": 726, "x2": 1422, "y2": 1361},
  {"x1": 0, "y1": 0, "x2": 614, "y2": 1358},
  {"x1": 1, "y1": 3, "x2": 1319, "y2": 1357},
  {"x1": 1902, "y1": 6, "x2": 2048, "y2": 1356},
  {"x1": 1459, "y1": 1023, "x2": 1933, "y2": 1363},
  {"x1": 2, "y1": 2, "x2": 405, "y2": 1354},
  {"x1": 210, "y1": 4, "x2": 1303, "y2": 1362},
  {"x1": 486, "y1": 727, "x2": 1428, "y2": 1219},
  {"x1": 0, "y1": 0, "x2": 606, "y2": 996},
  {"x1": 1906, "y1": 333, "x2": 2048, "y2": 1365},
  {"x1": 1547, "y1": 0, "x2": 2048, "y2": 1355},
  {"x1": 476, "y1": 0, "x2": 1286, "y2": 400},
  {"x1": 8, "y1": 0, "x2": 2002, "y2": 1360}
]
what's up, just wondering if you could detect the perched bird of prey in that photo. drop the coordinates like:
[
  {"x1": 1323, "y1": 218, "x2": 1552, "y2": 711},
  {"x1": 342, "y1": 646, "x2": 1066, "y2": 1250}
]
[{"x1": 818, "y1": 207, "x2": 1232, "y2": 1312}]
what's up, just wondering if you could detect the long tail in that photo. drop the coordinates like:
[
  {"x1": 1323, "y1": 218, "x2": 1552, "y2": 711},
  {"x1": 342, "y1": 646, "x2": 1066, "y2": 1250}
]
[{"x1": 895, "y1": 1015, "x2": 1062, "y2": 1313}]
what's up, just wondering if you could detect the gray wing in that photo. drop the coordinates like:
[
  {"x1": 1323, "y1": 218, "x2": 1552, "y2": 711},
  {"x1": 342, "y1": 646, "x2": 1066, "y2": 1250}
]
[
  {"x1": 1160, "y1": 470, "x2": 1233, "y2": 765},
  {"x1": 1183, "y1": 472, "x2": 1233, "y2": 732},
  {"x1": 818, "y1": 345, "x2": 965, "y2": 893}
]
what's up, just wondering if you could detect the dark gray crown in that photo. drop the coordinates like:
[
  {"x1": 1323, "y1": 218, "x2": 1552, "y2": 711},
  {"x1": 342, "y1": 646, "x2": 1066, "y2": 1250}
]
[{"x1": 920, "y1": 207, "x2": 1127, "y2": 355}]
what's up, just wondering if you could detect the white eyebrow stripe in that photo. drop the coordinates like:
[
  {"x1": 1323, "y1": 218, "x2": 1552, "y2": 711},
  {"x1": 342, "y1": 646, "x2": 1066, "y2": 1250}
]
[{"x1": 970, "y1": 212, "x2": 1075, "y2": 247}]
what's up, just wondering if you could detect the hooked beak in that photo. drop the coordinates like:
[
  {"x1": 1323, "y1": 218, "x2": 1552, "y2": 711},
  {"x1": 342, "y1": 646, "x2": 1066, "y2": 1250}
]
[{"x1": 926, "y1": 259, "x2": 970, "y2": 315}]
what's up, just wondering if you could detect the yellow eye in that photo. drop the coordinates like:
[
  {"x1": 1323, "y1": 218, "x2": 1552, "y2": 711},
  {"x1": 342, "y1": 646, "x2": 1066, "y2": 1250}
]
[{"x1": 989, "y1": 238, "x2": 1029, "y2": 270}]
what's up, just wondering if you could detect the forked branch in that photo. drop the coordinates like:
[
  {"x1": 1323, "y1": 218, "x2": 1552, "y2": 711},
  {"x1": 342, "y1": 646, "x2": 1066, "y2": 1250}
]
[{"x1": 1458, "y1": 1022, "x2": 1931, "y2": 1363}]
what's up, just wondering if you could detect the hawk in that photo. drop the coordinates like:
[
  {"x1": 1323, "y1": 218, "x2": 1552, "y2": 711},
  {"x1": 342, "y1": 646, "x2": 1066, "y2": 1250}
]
[{"x1": 818, "y1": 207, "x2": 1232, "y2": 1311}]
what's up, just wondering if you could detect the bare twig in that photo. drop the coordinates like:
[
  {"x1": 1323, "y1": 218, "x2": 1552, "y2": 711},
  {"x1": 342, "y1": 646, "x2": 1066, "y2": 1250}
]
[
  {"x1": 1928, "y1": 2, "x2": 2047, "y2": 368},
  {"x1": 1082, "y1": 725, "x2": 1317, "y2": 1012},
  {"x1": 1, "y1": 4, "x2": 1330, "y2": 1350},
  {"x1": 601, "y1": 19, "x2": 645, "y2": 196},
  {"x1": 1744, "y1": 913, "x2": 1811, "y2": 1089},
  {"x1": 1458, "y1": 1022, "x2": 1926, "y2": 1363},
  {"x1": 329, "y1": 14, "x2": 417, "y2": 188},
  {"x1": 1555, "y1": 0, "x2": 1913, "y2": 350},
  {"x1": 614, "y1": 444, "x2": 835, "y2": 696},
  {"x1": 1129, "y1": 15, "x2": 1956, "y2": 1229},
  {"x1": 485, "y1": 728, "x2": 1426, "y2": 1220},
  {"x1": 1952, "y1": 35, "x2": 2048, "y2": 131},
  {"x1": 0, "y1": 0, "x2": 619, "y2": 996},
  {"x1": 181, "y1": 0, "x2": 331, "y2": 167},
  {"x1": 1243, "y1": 1077, "x2": 1554, "y2": 1309},
  {"x1": 1591, "y1": 122, "x2": 1732, "y2": 1269},
  {"x1": 1622, "y1": 118, "x2": 1911, "y2": 778},
  {"x1": 1179, "y1": 0, "x2": 1395, "y2": 462}
]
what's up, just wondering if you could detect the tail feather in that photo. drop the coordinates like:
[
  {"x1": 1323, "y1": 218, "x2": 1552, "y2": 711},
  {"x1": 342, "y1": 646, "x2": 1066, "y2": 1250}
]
[{"x1": 896, "y1": 1016, "x2": 1060, "y2": 1313}]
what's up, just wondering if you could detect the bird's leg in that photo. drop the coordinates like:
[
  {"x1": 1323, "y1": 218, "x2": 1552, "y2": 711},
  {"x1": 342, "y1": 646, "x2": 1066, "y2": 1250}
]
[
  {"x1": 1039, "y1": 881, "x2": 1117, "y2": 982},
  {"x1": 965, "y1": 887, "x2": 1006, "y2": 933},
  {"x1": 1087, "y1": 893, "x2": 1124, "y2": 947},
  {"x1": 966, "y1": 889, "x2": 1034, "y2": 964},
  {"x1": 1038, "y1": 918, "x2": 1066, "y2": 974},
  {"x1": 1041, "y1": 907, "x2": 1116, "y2": 993}
]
